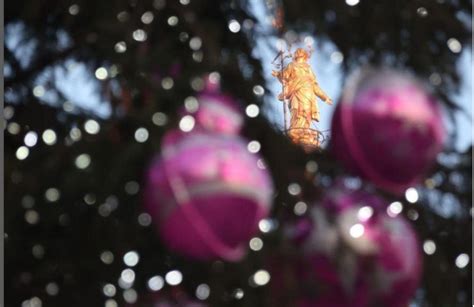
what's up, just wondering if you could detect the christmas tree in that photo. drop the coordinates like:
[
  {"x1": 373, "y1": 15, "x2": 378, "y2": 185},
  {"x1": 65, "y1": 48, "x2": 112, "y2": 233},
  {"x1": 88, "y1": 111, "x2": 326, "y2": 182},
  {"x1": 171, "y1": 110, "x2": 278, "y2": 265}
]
[{"x1": 5, "y1": 0, "x2": 472, "y2": 306}]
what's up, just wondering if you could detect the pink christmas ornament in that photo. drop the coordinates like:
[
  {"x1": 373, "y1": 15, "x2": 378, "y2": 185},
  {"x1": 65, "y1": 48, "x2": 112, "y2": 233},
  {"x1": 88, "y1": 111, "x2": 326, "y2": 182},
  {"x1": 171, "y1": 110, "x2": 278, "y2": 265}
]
[
  {"x1": 180, "y1": 74, "x2": 244, "y2": 135},
  {"x1": 331, "y1": 68, "x2": 446, "y2": 194},
  {"x1": 281, "y1": 184, "x2": 422, "y2": 307},
  {"x1": 194, "y1": 91, "x2": 243, "y2": 135},
  {"x1": 144, "y1": 129, "x2": 273, "y2": 261}
]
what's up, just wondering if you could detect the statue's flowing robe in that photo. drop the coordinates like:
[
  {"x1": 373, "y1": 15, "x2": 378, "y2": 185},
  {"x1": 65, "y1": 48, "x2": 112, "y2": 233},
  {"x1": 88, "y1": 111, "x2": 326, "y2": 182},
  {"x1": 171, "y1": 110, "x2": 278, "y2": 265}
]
[{"x1": 278, "y1": 61, "x2": 329, "y2": 144}]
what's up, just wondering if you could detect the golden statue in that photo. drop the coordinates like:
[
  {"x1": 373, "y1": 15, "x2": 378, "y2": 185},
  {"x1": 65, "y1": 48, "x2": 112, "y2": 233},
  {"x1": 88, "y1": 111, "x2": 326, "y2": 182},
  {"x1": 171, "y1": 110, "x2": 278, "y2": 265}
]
[{"x1": 272, "y1": 48, "x2": 332, "y2": 149}]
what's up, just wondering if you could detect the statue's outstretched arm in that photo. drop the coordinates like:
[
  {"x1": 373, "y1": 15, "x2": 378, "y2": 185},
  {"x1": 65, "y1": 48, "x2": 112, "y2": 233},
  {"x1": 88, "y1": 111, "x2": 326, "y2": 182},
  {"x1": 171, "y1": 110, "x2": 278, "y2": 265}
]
[
  {"x1": 314, "y1": 83, "x2": 332, "y2": 105},
  {"x1": 311, "y1": 70, "x2": 332, "y2": 105}
]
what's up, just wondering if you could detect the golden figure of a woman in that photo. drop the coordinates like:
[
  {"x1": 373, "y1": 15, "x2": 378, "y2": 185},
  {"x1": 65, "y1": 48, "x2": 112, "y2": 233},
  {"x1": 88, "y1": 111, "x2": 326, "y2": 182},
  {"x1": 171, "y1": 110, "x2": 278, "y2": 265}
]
[{"x1": 272, "y1": 48, "x2": 332, "y2": 148}]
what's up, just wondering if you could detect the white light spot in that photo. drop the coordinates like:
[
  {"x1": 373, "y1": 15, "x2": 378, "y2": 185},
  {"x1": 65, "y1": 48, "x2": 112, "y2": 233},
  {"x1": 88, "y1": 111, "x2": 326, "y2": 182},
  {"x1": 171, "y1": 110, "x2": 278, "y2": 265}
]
[
  {"x1": 252, "y1": 270, "x2": 270, "y2": 286},
  {"x1": 387, "y1": 201, "x2": 403, "y2": 217},
  {"x1": 161, "y1": 77, "x2": 174, "y2": 90},
  {"x1": 42, "y1": 129, "x2": 57, "y2": 145},
  {"x1": 84, "y1": 119, "x2": 100, "y2": 134},
  {"x1": 75, "y1": 153, "x2": 91, "y2": 169},
  {"x1": 105, "y1": 299, "x2": 118, "y2": 307},
  {"x1": 134, "y1": 127, "x2": 149, "y2": 143},
  {"x1": 125, "y1": 181, "x2": 139, "y2": 195},
  {"x1": 196, "y1": 284, "x2": 210, "y2": 300},
  {"x1": 32, "y1": 244, "x2": 45, "y2": 259},
  {"x1": 294, "y1": 201, "x2": 307, "y2": 216},
  {"x1": 45, "y1": 188, "x2": 60, "y2": 202},
  {"x1": 24, "y1": 131, "x2": 38, "y2": 147},
  {"x1": 447, "y1": 38, "x2": 462, "y2": 53},
  {"x1": 165, "y1": 270, "x2": 183, "y2": 286},
  {"x1": 45, "y1": 282, "x2": 59, "y2": 296},
  {"x1": 95, "y1": 67, "x2": 108, "y2": 80},
  {"x1": 138, "y1": 213, "x2": 152, "y2": 226},
  {"x1": 257, "y1": 159, "x2": 267, "y2": 170},
  {"x1": 189, "y1": 37, "x2": 202, "y2": 50},
  {"x1": 258, "y1": 219, "x2": 271, "y2": 233},
  {"x1": 417, "y1": 7, "x2": 428, "y2": 17},
  {"x1": 192, "y1": 51, "x2": 203, "y2": 62},
  {"x1": 4, "y1": 106, "x2": 14, "y2": 119},
  {"x1": 23, "y1": 297, "x2": 42, "y2": 307},
  {"x1": 33, "y1": 85, "x2": 45, "y2": 97},
  {"x1": 103, "y1": 284, "x2": 116, "y2": 297},
  {"x1": 123, "y1": 251, "x2": 139, "y2": 267},
  {"x1": 152, "y1": 112, "x2": 168, "y2": 126},
  {"x1": 184, "y1": 96, "x2": 199, "y2": 113},
  {"x1": 7, "y1": 122, "x2": 21, "y2": 135},
  {"x1": 346, "y1": 0, "x2": 360, "y2": 6},
  {"x1": 191, "y1": 77, "x2": 205, "y2": 91},
  {"x1": 253, "y1": 85, "x2": 265, "y2": 96},
  {"x1": 179, "y1": 115, "x2": 195, "y2": 132},
  {"x1": 233, "y1": 288, "x2": 244, "y2": 299},
  {"x1": 25, "y1": 210, "x2": 40, "y2": 224},
  {"x1": 179, "y1": 32, "x2": 189, "y2": 42},
  {"x1": 70, "y1": 127, "x2": 82, "y2": 141},
  {"x1": 429, "y1": 73, "x2": 442, "y2": 86},
  {"x1": 405, "y1": 187, "x2": 419, "y2": 203},
  {"x1": 455, "y1": 253, "x2": 469, "y2": 269},
  {"x1": 330, "y1": 51, "x2": 344, "y2": 64},
  {"x1": 68, "y1": 4, "x2": 80, "y2": 15},
  {"x1": 349, "y1": 223, "x2": 365, "y2": 238},
  {"x1": 228, "y1": 19, "x2": 241, "y2": 33},
  {"x1": 208, "y1": 71, "x2": 220, "y2": 84},
  {"x1": 288, "y1": 183, "x2": 301, "y2": 196},
  {"x1": 180, "y1": 0, "x2": 190, "y2": 4},
  {"x1": 245, "y1": 104, "x2": 259, "y2": 118},
  {"x1": 147, "y1": 275, "x2": 164, "y2": 291},
  {"x1": 16, "y1": 145, "x2": 29, "y2": 160},
  {"x1": 357, "y1": 206, "x2": 373, "y2": 221},
  {"x1": 167, "y1": 16, "x2": 179, "y2": 26},
  {"x1": 303, "y1": 36, "x2": 314, "y2": 45},
  {"x1": 276, "y1": 39, "x2": 286, "y2": 50},
  {"x1": 123, "y1": 289, "x2": 137, "y2": 303},
  {"x1": 247, "y1": 140, "x2": 261, "y2": 153},
  {"x1": 141, "y1": 11, "x2": 154, "y2": 24},
  {"x1": 407, "y1": 209, "x2": 419, "y2": 221},
  {"x1": 133, "y1": 29, "x2": 147, "y2": 42},
  {"x1": 114, "y1": 41, "x2": 127, "y2": 53},
  {"x1": 249, "y1": 237, "x2": 263, "y2": 251},
  {"x1": 100, "y1": 251, "x2": 114, "y2": 264},
  {"x1": 121, "y1": 269, "x2": 136, "y2": 284},
  {"x1": 423, "y1": 240, "x2": 436, "y2": 255}
]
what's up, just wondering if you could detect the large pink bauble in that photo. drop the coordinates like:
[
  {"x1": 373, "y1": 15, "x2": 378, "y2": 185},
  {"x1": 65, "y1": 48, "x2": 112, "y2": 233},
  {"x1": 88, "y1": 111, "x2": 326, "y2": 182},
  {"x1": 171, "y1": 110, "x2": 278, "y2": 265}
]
[
  {"x1": 144, "y1": 129, "x2": 273, "y2": 261},
  {"x1": 290, "y1": 185, "x2": 422, "y2": 307},
  {"x1": 331, "y1": 68, "x2": 446, "y2": 194}
]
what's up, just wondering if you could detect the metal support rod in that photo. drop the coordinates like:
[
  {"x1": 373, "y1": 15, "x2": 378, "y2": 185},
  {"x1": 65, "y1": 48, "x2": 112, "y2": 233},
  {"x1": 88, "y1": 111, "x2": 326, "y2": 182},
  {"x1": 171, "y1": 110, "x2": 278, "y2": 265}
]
[{"x1": 280, "y1": 46, "x2": 288, "y2": 134}]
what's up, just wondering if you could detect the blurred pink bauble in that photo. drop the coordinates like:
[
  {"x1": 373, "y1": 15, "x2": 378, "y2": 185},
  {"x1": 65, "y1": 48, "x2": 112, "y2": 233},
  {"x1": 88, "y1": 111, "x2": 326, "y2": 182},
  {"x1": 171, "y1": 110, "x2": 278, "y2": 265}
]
[
  {"x1": 194, "y1": 91, "x2": 243, "y2": 135},
  {"x1": 290, "y1": 185, "x2": 422, "y2": 307},
  {"x1": 144, "y1": 129, "x2": 273, "y2": 261},
  {"x1": 180, "y1": 74, "x2": 243, "y2": 135},
  {"x1": 331, "y1": 68, "x2": 446, "y2": 194}
]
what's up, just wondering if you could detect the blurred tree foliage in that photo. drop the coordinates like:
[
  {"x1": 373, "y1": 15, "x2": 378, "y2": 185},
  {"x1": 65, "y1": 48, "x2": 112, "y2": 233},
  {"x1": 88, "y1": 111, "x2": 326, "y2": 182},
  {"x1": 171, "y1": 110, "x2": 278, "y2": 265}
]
[{"x1": 4, "y1": 0, "x2": 472, "y2": 306}]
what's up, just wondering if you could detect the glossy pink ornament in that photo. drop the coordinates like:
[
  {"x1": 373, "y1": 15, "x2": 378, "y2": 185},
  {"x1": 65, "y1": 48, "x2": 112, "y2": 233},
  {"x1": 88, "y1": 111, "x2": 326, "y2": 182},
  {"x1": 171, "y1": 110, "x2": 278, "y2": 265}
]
[
  {"x1": 331, "y1": 68, "x2": 446, "y2": 194},
  {"x1": 193, "y1": 91, "x2": 243, "y2": 135},
  {"x1": 277, "y1": 184, "x2": 422, "y2": 307},
  {"x1": 144, "y1": 129, "x2": 273, "y2": 261},
  {"x1": 180, "y1": 74, "x2": 243, "y2": 135}
]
